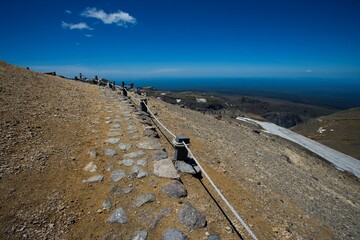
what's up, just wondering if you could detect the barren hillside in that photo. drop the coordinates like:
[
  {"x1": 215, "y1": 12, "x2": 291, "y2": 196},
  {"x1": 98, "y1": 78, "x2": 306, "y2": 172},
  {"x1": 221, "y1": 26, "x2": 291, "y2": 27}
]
[{"x1": 1, "y1": 61, "x2": 359, "y2": 240}]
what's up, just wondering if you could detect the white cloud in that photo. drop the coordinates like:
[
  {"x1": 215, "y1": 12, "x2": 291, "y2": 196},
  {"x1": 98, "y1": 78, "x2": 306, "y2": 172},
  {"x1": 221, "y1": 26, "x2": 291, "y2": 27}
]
[
  {"x1": 85, "y1": 34, "x2": 93, "y2": 38},
  {"x1": 65, "y1": 10, "x2": 72, "y2": 14},
  {"x1": 81, "y1": 7, "x2": 136, "y2": 27},
  {"x1": 305, "y1": 69, "x2": 312, "y2": 73},
  {"x1": 61, "y1": 21, "x2": 93, "y2": 30}
]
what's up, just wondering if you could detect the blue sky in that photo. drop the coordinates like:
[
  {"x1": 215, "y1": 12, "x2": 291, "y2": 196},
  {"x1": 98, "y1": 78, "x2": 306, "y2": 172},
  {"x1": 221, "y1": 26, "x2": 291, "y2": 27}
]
[{"x1": 0, "y1": 0, "x2": 359, "y2": 79}]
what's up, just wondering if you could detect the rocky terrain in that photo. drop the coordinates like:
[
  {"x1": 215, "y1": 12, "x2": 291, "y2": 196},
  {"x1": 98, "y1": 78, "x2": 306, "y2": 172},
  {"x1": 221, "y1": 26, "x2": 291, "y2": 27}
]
[{"x1": 1, "y1": 61, "x2": 359, "y2": 240}]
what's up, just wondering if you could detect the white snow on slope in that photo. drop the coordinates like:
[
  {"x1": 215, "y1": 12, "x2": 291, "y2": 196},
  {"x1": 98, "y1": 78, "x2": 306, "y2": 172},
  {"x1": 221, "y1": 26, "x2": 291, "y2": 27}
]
[{"x1": 236, "y1": 117, "x2": 360, "y2": 179}]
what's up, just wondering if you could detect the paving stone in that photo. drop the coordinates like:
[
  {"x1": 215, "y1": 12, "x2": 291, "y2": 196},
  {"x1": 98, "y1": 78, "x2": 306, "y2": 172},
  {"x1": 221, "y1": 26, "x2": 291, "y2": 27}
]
[
  {"x1": 114, "y1": 119, "x2": 121, "y2": 123},
  {"x1": 105, "y1": 138, "x2": 121, "y2": 144},
  {"x1": 162, "y1": 228, "x2": 189, "y2": 240},
  {"x1": 111, "y1": 124, "x2": 121, "y2": 128},
  {"x1": 207, "y1": 235, "x2": 221, "y2": 240},
  {"x1": 129, "y1": 136, "x2": 140, "y2": 141},
  {"x1": 118, "y1": 143, "x2": 132, "y2": 151},
  {"x1": 104, "y1": 149, "x2": 117, "y2": 156},
  {"x1": 143, "y1": 128, "x2": 159, "y2": 138},
  {"x1": 83, "y1": 162, "x2": 97, "y2": 172},
  {"x1": 129, "y1": 166, "x2": 148, "y2": 179},
  {"x1": 106, "y1": 163, "x2": 115, "y2": 171},
  {"x1": 102, "y1": 198, "x2": 112, "y2": 210},
  {"x1": 136, "y1": 138, "x2": 163, "y2": 150},
  {"x1": 89, "y1": 150, "x2": 98, "y2": 158},
  {"x1": 105, "y1": 121, "x2": 112, "y2": 124},
  {"x1": 161, "y1": 180, "x2": 187, "y2": 198},
  {"x1": 131, "y1": 230, "x2": 148, "y2": 240},
  {"x1": 175, "y1": 161, "x2": 201, "y2": 174},
  {"x1": 111, "y1": 169, "x2": 127, "y2": 182},
  {"x1": 149, "y1": 208, "x2": 172, "y2": 229},
  {"x1": 134, "y1": 193, "x2": 156, "y2": 207},
  {"x1": 124, "y1": 150, "x2": 145, "y2": 159},
  {"x1": 178, "y1": 203, "x2": 206, "y2": 230},
  {"x1": 119, "y1": 159, "x2": 134, "y2": 166},
  {"x1": 82, "y1": 175, "x2": 104, "y2": 183},
  {"x1": 111, "y1": 185, "x2": 133, "y2": 197},
  {"x1": 128, "y1": 125, "x2": 137, "y2": 131},
  {"x1": 136, "y1": 159, "x2": 147, "y2": 166},
  {"x1": 153, "y1": 158, "x2": 180, "y2": 179},
  {"x1": 103, "y1": 232, "x2": 124, "y2": 240},
  {"x1": 128, "y1": 130, "x2": 138, "y2": 134},
  {"x1": 108, "y1": 131, "x2": 121, "y2": 137},
  {"x1": 105, "y1": 117, "x2": 111, "y2": 120},
  {"x1": 106, "y1": 208, "x2": 128, "y2": 224},
  {"x1": 155, "y1": 149, "x2": 168, "y2": 160}
]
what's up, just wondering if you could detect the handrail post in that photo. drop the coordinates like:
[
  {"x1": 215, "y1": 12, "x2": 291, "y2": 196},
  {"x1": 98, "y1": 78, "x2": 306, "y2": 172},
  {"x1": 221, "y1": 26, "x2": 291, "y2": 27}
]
[
  {"x1": 173, "y1": 136, "x2": 190, "y2": 161},
  {"x1": 140, "y1": 98, "x2": 148, "y2": 112},
  {"x1": 123, "y1": 88, "x2": 127, "y2": 97}
]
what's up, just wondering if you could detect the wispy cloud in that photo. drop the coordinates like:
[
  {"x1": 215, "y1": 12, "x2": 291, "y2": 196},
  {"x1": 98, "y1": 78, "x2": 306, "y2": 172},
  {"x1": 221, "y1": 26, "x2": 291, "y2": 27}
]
[
  {"x1": 81, "y1": 7, "x2": 136, "y2": 27},
  {"x1": 85, "y1": 34, "x2": 94, "y2": 38},
  {"x1": 65, "y1": 10, "x2": 72, "y2": 14},
  {"x1": 61, "y1": 21, "x2": 93, "y2": 30},
  {"x1": 305, "y1": 69, "x2": 312, "y2": 73}
]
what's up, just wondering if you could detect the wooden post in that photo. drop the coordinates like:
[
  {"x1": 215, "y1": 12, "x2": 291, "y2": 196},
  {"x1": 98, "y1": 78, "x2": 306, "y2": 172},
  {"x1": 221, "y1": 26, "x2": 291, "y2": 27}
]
[
  {"x1": 123, "y1": 88, "x2": 127, "y2": 97},
  {"x1": 140, "y1": 99, "x2": 148, "y2": 112},
  {"x1": 173, "y1": 136, "x2": 190, "y2": 161}
]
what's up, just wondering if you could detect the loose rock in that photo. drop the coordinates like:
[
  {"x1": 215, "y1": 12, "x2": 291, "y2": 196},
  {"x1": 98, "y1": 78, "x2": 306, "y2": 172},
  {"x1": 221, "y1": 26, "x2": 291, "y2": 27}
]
[
  {"x1": 131, "y1": 230, "x2": 148, "y2": 240},
  {"x1": 102, "y1": 198, "x2": 112, "y2": 210},
  {"x1": 161, "y1": 180, "x2": 187, "y2": 198},
  {"x1": 162, "y1": 228, "x2": 189, "y2": 240},
  {"x1": 83, "y1": 162, "x2": 97, "y2": 172},
  {"x1": 124, "y1": 151, "x2": 145, "y2": 159},
  {"x1": 178, "y1": 203, "x2": 206, "y2": 230},
  {"x1": 89, "y1": 150, "x2": 98, "y2": 158},
  {"x1": 175, "y1": 161, "x2": 200, "y2": 174},
  {"x1": 118, "y1": 143, "x2": 132, "y2": 151},
  {"x1": 134, "y1": 193, "x2": 156, "y2": 207},
  {"x1": 105, "y1": 138, "x2": 120, "y2": 144},
  {"x1": 104, "y1": 149, "x2": 117, "y2": 157},
  {"x1": 111, "y1": 170, "x2": 127, "y2": 182},
  {"x1": 119, "y1": 159, "x2": 134, "y2": 166},
  {"x1": 153, "y1": 158, "x2": 180, "y2": 179},
  {"x1": 82, "y1": 175, "x2": 104, "y2": 183},
  {"x1": 106, "y1": 208, "x2": 128, "y2": 224}
]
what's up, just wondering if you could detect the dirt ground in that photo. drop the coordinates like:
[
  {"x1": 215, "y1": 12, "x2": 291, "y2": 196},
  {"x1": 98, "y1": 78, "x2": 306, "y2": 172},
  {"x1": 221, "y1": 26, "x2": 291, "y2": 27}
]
[{"x1": 1, "y1": 61, "x2": 359, "y2": 240}]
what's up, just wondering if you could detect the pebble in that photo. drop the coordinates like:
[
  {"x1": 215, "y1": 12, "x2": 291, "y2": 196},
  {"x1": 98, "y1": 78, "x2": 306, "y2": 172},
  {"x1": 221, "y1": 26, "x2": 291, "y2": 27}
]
[
  {"x1": 111, "y1": 185, "x2": 133, "y2": 197},
  {"x1": 137, "y1": 159, "x2": 147, "y2": 166},
  {"x1": 83, "y1": 162, "x2": 97, "y2": 172},
  {"x1": 108, "y1": 131, "x2": 121, "y2": 137},
  {"x1": 119, "y1": 159, "x2": 134, "y2": 167},
  {"x1": 102, "y1": 198, "x2": 112, "y2": 210},
  {"x1": 106, "y1": 208, "x2": 128, "y2": 224},
  {"x1": 111, "y1": 124, "x2": 121, "y2": 128}
]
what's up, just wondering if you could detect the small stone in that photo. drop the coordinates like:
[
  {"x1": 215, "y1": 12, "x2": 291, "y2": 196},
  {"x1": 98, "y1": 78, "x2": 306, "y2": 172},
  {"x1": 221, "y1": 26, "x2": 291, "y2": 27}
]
[
  {"x1": 118, "y1": 143, "x2": 132, "y2": 151},
  {"x1": 83, "y1": 162, "x2": 97, "y2": 172},
  {"x1": 153, "y1": 158, "x2": 180, "y2": 179},
  {"x1": 137, "y1": 159, "x2": 147, "y2": 166},
  {"x1": 161, "y1": 180, "x2": 187, "y2": 198},
  {"x1": 134, "y1": 193, "x2": 156, "y2": 207},
  {"x1": 131, "y1": 230, "x2": 148, "y2": 240},
  {"x1": 255, "y1": 150, "x2": 263, "y2": 157},
  {"x1": 102, "y1": 199, "x2": 112, "y2": 210},
  {"x1": 82, "y1": 175, "x2": 104, "y2": 183},
  {"x1": 106, "y1": 208, "x2": 128, "y2": 224},
  {"x1": 272, "y1": 227, "x2": 279, "y2": 233},
  {"x1": 149, "y1": 208, "x2": 172, "y2": 229},
  {"x1": 108, "y1": 131, "x2": 121, "y2": 137},
  {"x1": 162, "y1": 228, "x2": 189, "y2": 240},
  {"x1": 105, "y1": 138, "x2": 121, "y2": 144},
  {"x1": 111, "y1": 170, "x2": 127, "y2": 182},
  {"x1": 119, "y1": 159, "x2": 134, "y2": 166},
  {"x1": 89, "y1": 150, "x2": 98, "y2": 158},
  {"x1": 105, "y1": 121, "x2": 112, "y2": 124},
  {"x1": 175, "y1": 161, "x2": 200, "y2": 174},
  {"x1": 136, "y1": 138, "x2": 163, "y2": 150},
  {"x1": 124, "y1": 151, "x2": 145, "y2": 159},
  {"x1": 207, "y1": 235, "x2": 221, "y2": 240},
  {"x1": 129, "y1": 166, "x2": 148, "y2": 179},
  {"x1": 130, "y1": 136, "x2": 140, "y2": 141},
  {"x1": 111, "y1": 124, "x2": 121, "y2": 128},
  {"x1": 114, "y1": 119, "x2": 121, "y2": 123},
  {"x1": 143, "y1": 129, "x2": 159, "y2": 138},
  {"x1": 111, "y1": 186, "x2": 133, "y2": 197},
  {"x1": 106, "y1": 163, "x2": 115, "y2": 171},
  {"x1": 178, "y1": 203, "x2": 206, "y2": 230},
  {"x1": 104, "y1": 149, "x2": 117, "y2": 157},
  {"x1": 155, "y1": 149, "x2": 168, "y2": 160}
]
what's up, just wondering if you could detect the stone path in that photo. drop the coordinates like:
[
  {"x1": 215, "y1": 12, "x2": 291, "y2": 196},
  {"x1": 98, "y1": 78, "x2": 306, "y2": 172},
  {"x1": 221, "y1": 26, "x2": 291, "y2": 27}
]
[{"x1": 79, "y1": 89, "x2": 219, "y2": 239}]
